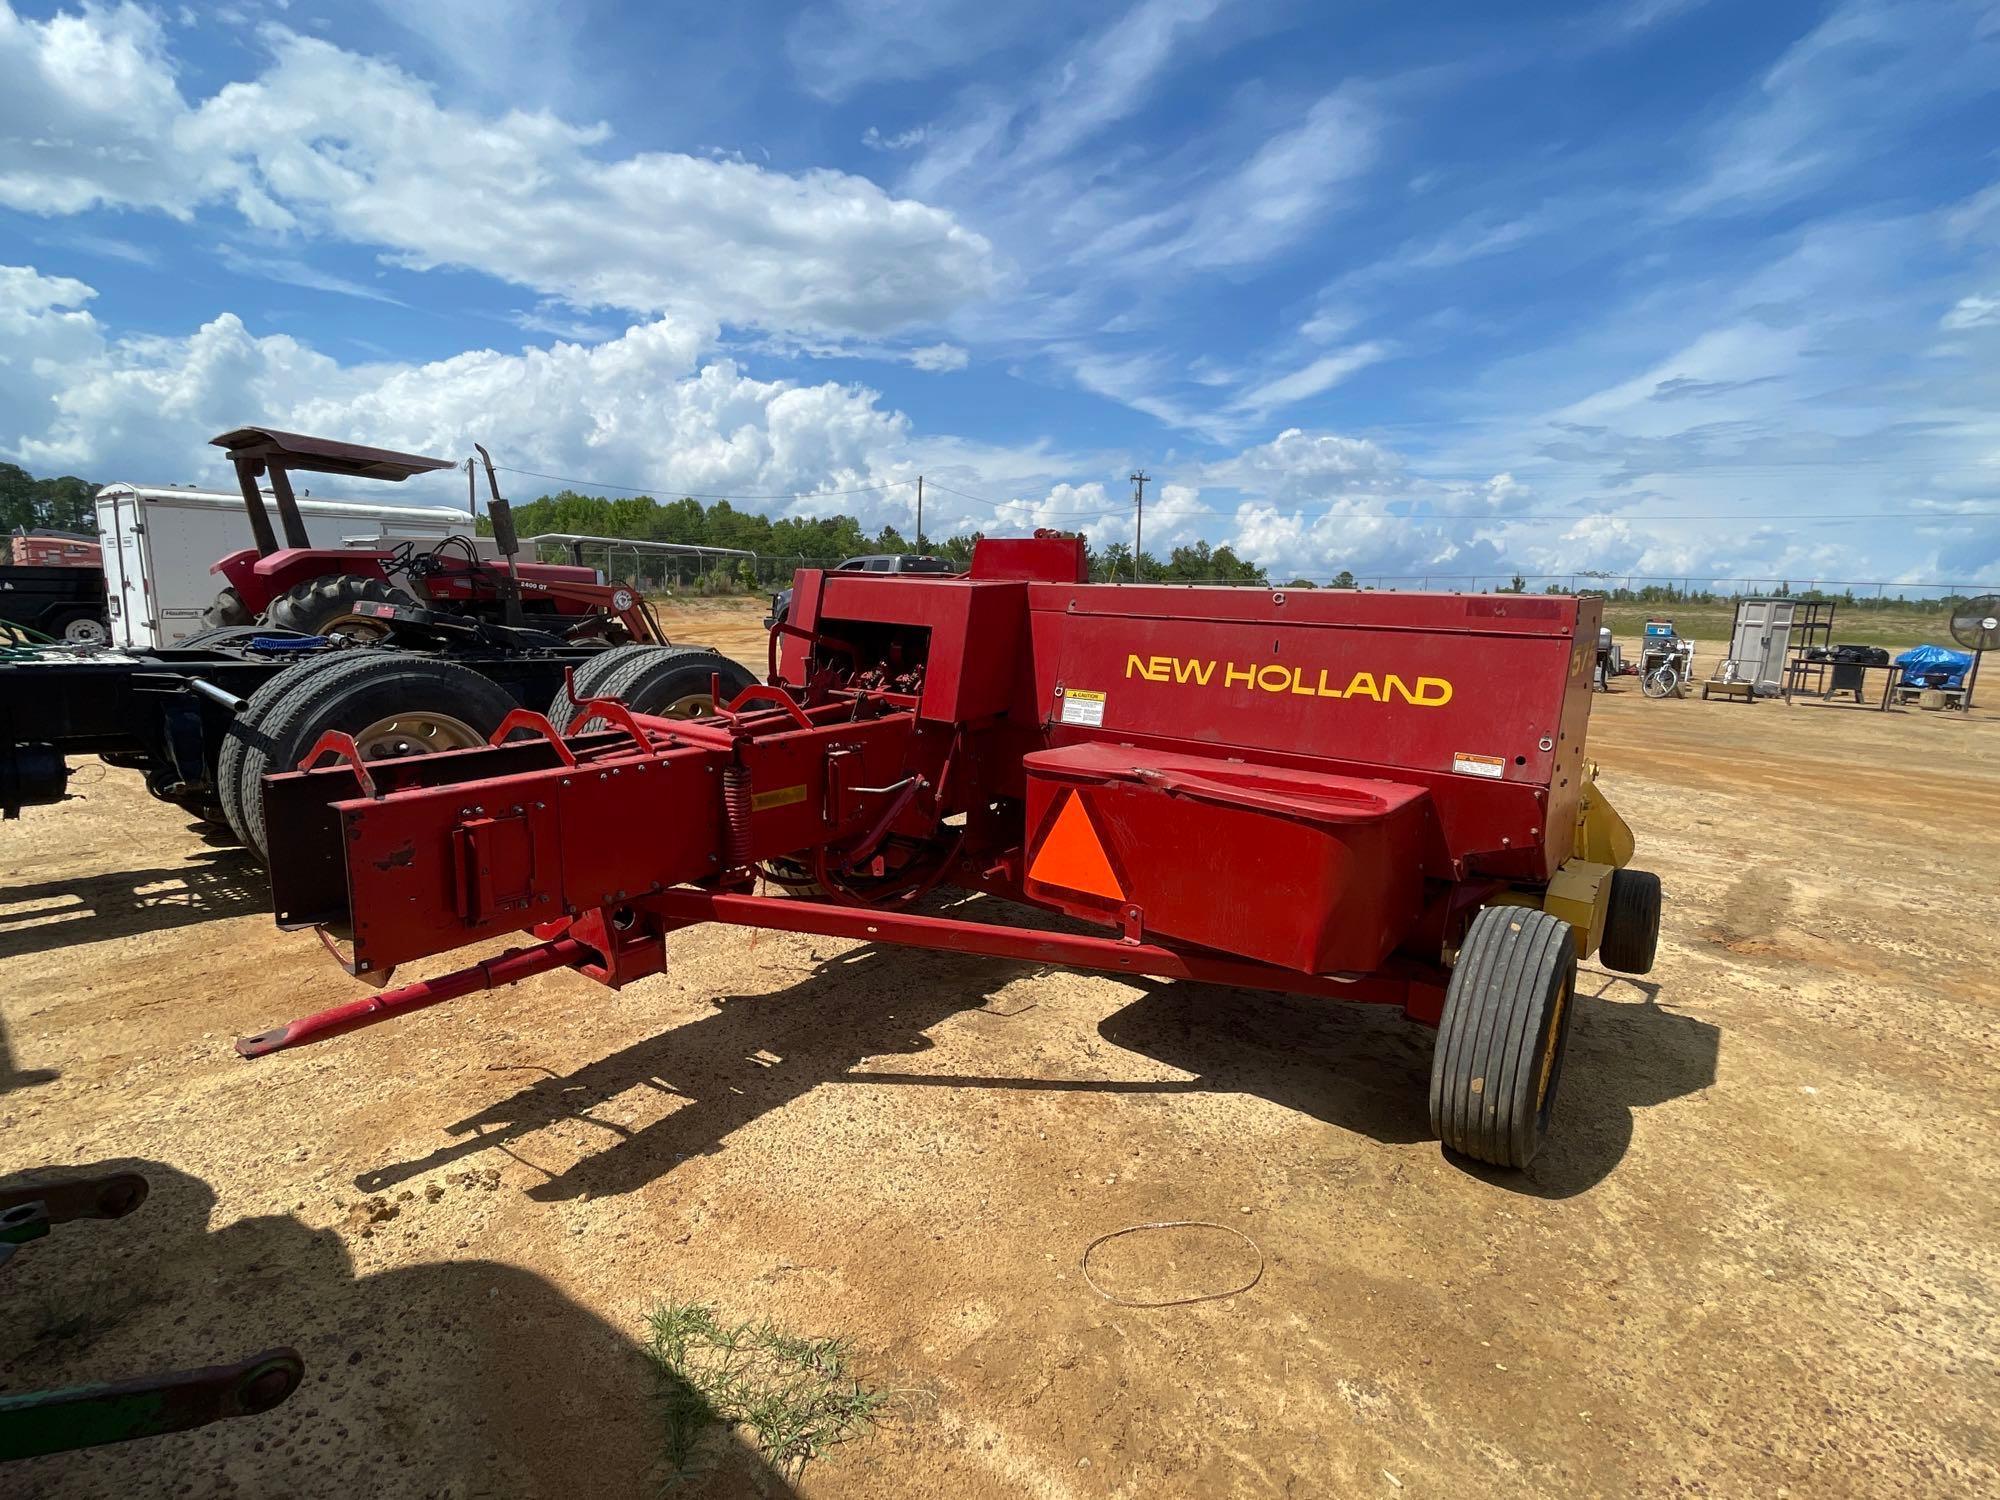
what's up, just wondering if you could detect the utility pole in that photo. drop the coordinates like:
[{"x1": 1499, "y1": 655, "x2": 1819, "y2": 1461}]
[
  {"x1": 1129, "y1": 470, "x2": 1149, "y2": 582},
  {"x1": 916, "y1": 474, "x2": 923, "y2": 550}
]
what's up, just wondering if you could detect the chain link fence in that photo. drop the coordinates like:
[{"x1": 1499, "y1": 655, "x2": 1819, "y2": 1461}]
[{"x1": 530, "y1": 538, "x2": 1997, "y2": 607}]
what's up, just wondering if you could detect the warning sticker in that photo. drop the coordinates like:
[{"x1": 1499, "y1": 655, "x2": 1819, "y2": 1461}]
[
  {"x1": 1059, "y1": 688, "x2": 1107, "y2": 727},
  {"x1": 1453, "y1": 752, "x2": 1506, "y2": 779}
]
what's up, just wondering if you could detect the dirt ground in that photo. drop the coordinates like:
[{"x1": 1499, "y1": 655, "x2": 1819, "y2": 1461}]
[{"x1": 2, "y1": 600, "x2": 1996, "y2": 1498}]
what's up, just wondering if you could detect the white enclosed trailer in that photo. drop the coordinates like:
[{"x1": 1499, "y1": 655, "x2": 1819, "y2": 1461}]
[{"x1": 93, "y1": 485, "x2": 473, "y2": 648}]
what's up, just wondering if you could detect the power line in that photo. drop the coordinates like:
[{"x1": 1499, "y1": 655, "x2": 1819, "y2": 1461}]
[
  {"x1": 492, "y1": 464, "x2": 915, "y2": 503},
  {"x1": 488, "y1": 463, "x2": 1998, "y2": 528}
]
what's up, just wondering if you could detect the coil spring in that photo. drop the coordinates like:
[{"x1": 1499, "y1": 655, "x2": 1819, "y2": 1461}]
[{"x1": 721, "y1": 766, "x2": 753, "y2": 871}]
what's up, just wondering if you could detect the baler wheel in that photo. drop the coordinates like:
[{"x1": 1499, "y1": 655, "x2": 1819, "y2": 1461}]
[
  {"x1": 548, "y1": 644, "x2": 755, "y2": 732},
  {"x1": 1430, "y1": 906, "x2": 1578, "y2": 1170},
  {"x1": 1598, "y1": 868, "x2": 1662, "y2": 976},
  {"x1": 263, "y1": 574, "x2": 414, "y2": 639},
  {"x1": 227, "y1": 652, "x2": 516, "y2": 862}
]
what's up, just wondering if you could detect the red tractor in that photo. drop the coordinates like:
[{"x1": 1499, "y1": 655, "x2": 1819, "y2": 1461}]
[{"x1": 200, "y1": 428, "x2": 658, "y2": 644}]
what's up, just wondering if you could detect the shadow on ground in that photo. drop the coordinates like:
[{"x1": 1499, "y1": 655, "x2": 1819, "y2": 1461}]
[
  {"x1": 0, "y1": 1159, "x2": 794, "y2": 1499},
  {"x1": 355, "y1": 936, "x2": 1717, "y2": 1204},
  {"x1": 1453, "y1": 966, "x2": 1719, "y2": 1198},
  {"x1": 0, "y1": 853, "x2": 268, "y2": 961},
  {"x1": 0, "y1": 1006, "x2": 59, "y2": 1095},
  {"x1": 356, "y1": 943, "x2": 1020, "y2": 1202}
]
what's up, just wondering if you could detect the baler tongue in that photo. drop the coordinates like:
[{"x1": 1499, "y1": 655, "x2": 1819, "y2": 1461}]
[{"x1": 236, "y1": 937, "x2": 591, "y2": 1058}]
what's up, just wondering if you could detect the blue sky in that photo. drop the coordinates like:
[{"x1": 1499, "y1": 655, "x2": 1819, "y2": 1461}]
[{"x1": 1, "y1": 0, "x2": 1996, "y2": 588}]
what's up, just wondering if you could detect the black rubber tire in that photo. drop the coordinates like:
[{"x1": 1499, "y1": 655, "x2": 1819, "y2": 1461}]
[
  {"x1": 262, "y1": 574, "x2": 414, "y2": 636},
  {"x1": 545, "y1": 643, "x2": 669, "y2": 731},
  {"x1": 200, "y1": 586, "x2": 254, "y2": 631},
  {"x1": 549, "y1": 644, "x2": 753, "y2": 732},
  {"x1": 216, "y1": 651, "x2": 371, "y2": 850},
  {"x1": 233, "y1": 653, "x2": 516, "y2": 863},
  {"x1": 1430, "y1": 906, "x2": 1578, "y2": 1169},
  {"x1": 1599, "y1": 867, "x2": 1662, "y2": 976}
]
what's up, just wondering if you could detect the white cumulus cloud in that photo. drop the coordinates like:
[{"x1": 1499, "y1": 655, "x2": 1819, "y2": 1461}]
[{"x1": 0, "y1": 6, "x2": 997, "y2": 339}]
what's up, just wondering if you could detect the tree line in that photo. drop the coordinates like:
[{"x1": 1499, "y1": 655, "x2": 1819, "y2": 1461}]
[
  {"x1": 0, "y1": 463, "x2": 97, "y2": 535},
  {"x1": 486, "y1": 487, "x2": 1269, "y2": 586}
]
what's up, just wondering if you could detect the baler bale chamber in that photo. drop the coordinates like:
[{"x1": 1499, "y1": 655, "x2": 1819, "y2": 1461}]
[{"x1": 244, "y1": 533, "x2": 1660, "y2": 1169}]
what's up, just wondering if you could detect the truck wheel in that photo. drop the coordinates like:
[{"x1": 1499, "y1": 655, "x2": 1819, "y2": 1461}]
[
  {"x1": 545, "y1": 644, "x2": 663, "y2": 730},
  {"x1": 549, "y1": 645, "x2": 753, "y2": 732},
  {"x1": 263, "y1": 575, "x2": 414, "y2": 639},
  {"x1": 1430, "y1": 906, "x2": 1578, "y2": 1169},
  {"x1": 53, "y1": 609, "x2": 110, "y2": 646},
  {"x1": 201, "y1": 587, "x2": 254, "y2": 630},
  {"x1": 217, "y1": 651, "x2": 367, "y2": 849},
  {"x1": 228, "y1": 653, "x2": 515, "y2": 862},
  {"x1": 1598, "y1": 868, "x2": 1662, "y2": 976}
]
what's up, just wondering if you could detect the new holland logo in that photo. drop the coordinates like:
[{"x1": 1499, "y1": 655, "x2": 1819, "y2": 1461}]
[{"x1": 1123, "y1": 653, "x2": 1453, "y2": 706}]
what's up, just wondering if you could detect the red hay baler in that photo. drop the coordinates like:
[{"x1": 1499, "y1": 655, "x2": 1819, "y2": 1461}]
[{"x1": 241, "y1": 533, "x2": 1660, "y2": 1168}]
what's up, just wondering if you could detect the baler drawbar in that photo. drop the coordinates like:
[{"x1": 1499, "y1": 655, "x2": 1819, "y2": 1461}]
[{"x1": 241, "y1": 534, "x2": 1660, "y2": 1168}]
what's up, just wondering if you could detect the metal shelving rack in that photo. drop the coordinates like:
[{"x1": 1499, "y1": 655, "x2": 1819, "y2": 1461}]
[{"x1": 1780, "y1": 601, "x2": 1841, "y2": 698}]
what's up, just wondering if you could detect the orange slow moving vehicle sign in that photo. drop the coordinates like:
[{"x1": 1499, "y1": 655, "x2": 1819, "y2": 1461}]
[{"x1": 1026, "y1": 790, "x2": 1124, "y2": 902}]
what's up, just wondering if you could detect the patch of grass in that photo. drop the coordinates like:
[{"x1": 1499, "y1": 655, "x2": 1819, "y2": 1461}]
[
  {"x1": 644, "y1": 1299, "x2": 891, "y2": 1487},
  {"x1": 1600, "y1": 603, "x2": 1958, "y2": 651}
]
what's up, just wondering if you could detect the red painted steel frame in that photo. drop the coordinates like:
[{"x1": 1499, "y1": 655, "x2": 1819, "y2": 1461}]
[
  {"x1": 235, "y1": 938, "x2": 590, "y2": 1057},
  {"x1": 646, "y1": 889, "x2": 1427, "y2": 1007},
  {"x1": 234, "y1": 895, "x2": 1442, "y2": 1058}
]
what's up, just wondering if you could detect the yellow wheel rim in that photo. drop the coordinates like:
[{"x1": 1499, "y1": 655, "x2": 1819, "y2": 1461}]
[
  {"x1": 1535, "y1": 974, "x2": 1572, "y2": 1112},
  {"x1": 352, "y1": 711, "x2": 484, "y2": 761}
]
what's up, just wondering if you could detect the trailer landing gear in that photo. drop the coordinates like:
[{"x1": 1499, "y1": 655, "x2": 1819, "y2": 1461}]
[{"x1": 1431, "y1": 907, "x2": 1578, "y2": 1169}]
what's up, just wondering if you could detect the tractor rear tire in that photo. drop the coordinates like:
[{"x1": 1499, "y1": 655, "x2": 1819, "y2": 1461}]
[
  {"x1": 1430, "y1": 906, "x2": 1578, "y2": 1170},
  {"x1": 549, "y1": 644, "x2": 754, "y2": 732},
  {"x1": 228, "y1": 652, "x2": 516, "y2": 863},
  {"x1": 201, "y1": 587, "x2": 254, "y2": 631},
  {"x1": 1598, "y1": 868, "x2": 1662, "y2": 976},
  {"x1": 262, "y1": 574, "x2": 414, "y2": 638}
]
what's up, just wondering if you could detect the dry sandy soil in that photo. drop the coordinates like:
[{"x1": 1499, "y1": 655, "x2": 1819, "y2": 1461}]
[{"x1": 2, "y1": 600, "x2": 1995, "y2": 1498}]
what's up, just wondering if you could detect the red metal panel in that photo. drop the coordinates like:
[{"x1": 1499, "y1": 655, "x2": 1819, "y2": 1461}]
[
  {"x1": 968, "y1": 534, "x2": 1088, "y2": 582},
  {"x1": 1021, "y1": 743, "x2": 1432, "y2": 973},
  {"x1": 1024, "y1": 583, "x2": 1591, "y2": 880},
  {"x1": 326, "y1": 745, "x2": 726, "y2": 972},
  {"x1": 807, "y1": 574, "x2": 1030, "y2": 723}
]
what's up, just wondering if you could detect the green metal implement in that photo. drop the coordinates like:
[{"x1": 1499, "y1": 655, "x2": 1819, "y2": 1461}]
[{"x1": 0, "y1": 1170, "x2": 304, "y2": 1461}]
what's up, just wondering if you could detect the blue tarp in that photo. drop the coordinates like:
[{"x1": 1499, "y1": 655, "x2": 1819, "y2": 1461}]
[{"x1": 1894, "y1": 644, "x2": 1973, "y2": 689}]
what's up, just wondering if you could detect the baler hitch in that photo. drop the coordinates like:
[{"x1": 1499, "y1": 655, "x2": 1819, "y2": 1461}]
[{"x1": 236, "y1": 936, "x2": 593, "y2": 1058}]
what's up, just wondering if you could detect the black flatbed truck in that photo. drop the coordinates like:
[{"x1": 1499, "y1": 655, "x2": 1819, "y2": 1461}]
[
  {"x1": 0, "y1": 608, "x2": 713, "y2": 840},
  {"x1": 0, "y1": 564, "x2": 110, "y2": 645}
]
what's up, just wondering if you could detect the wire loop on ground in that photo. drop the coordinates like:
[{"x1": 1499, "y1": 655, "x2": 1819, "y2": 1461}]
[{"x1": 1080, "y1": 1220, "x2": 1265, "y2": 1308}]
